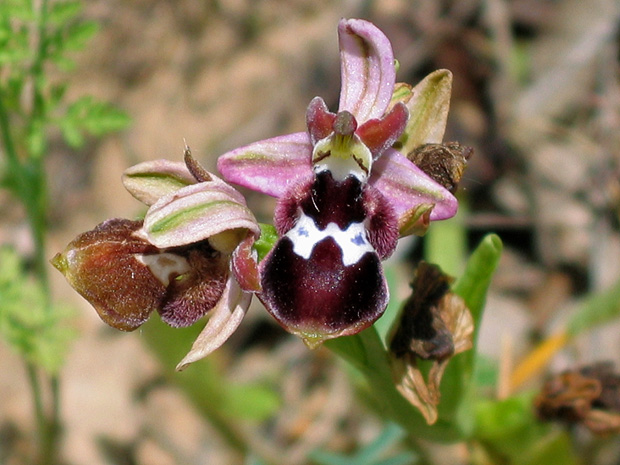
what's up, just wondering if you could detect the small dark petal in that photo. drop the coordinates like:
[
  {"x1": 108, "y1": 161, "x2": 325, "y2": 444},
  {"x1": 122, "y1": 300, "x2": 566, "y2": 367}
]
[
  {"x1": 52, "y1": 218, "x2": 164, "y2": 331},
  {"x1": 306, "y1": 97, "x2": 337, "y2": 145},
  {"x1": 407, "y1": 142, "x2": 472, "y2": 193},
  {"x1": 388, "y1": 264, "x2": 472, "y2": 424},
  {"x1": 232, "y1": 232, "x2": 261, "y2": 292},
  {"x1": 259, "y1": 236, "x2": 387, "y2": 342},
  {"x1": 356, "y1": 102, "x2": 408, "y2": 158},
  {"x1": 159, "y1": 244, "x2": 228, "y2": 327},
  {"x1": 363, "y1": 184, "x2": 399, "y2": 259}
]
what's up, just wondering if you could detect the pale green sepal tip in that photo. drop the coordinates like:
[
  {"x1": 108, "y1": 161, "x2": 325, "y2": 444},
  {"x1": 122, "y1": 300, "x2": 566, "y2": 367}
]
[{"x1": 399, "y1": 69, "x2": 453, "y2": 153}]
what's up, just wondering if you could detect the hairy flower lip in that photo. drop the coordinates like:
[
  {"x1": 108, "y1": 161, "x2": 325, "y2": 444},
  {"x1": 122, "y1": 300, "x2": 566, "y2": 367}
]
[{"x1": 52, "y1": 219, "x2": 166, "y2": 332}]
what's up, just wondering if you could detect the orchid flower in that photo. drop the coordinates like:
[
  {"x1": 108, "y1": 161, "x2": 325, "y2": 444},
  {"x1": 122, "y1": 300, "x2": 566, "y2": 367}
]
[
  {"x1": 52, "y1": 150, "x2": 260, "y2": 369},
  {"x1": 217, "y1": 19, "x2": 459, "y2": 347}
]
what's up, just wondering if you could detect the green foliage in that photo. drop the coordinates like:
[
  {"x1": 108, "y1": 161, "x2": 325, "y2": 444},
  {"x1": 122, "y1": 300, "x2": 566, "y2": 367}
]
[
  {"x1": 0, "y1": 0, "x2": 97, "y2": 69},
  {"x1": 0, "y1": 247, "x2": 75, "y2": 373},
  {"x1": 373, "y1": 266, "x2": 403, "y2": 342},
  {"x1": 254, "y1": 223, "x2": 279, "y2": 261},
  {"x1": 439, "y1": 234, "x2": 503, "y2": 432},
  {"x1": 0, "y1": 0, "x2": 130, "y2": 370},
  {"x1": 567, "y1": 278, "x2": 620, "y2": 337},
  {"x1": 0, "y1": 0, "x2": 130, "y2": 165},
  {"x1": 423, "y1": 200, "x2": 467, "y2": 277},
  {"x1": 0, "y1": 3, "x2": 131, "y2": 462},
  {"x1": 474, "y1": 394, "x2": 579, "y2": 465},
  {"x1": 59, "y1": 96, "x2": 131, "y2": 147}
]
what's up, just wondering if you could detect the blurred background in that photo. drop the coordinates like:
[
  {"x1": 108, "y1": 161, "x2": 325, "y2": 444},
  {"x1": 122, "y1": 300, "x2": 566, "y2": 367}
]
[{"x1": 1, "y1": 0, "x2": 620, "y2": 463}]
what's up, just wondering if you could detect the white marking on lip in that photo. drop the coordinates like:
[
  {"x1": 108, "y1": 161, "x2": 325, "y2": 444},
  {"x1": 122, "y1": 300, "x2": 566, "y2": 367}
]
[
  {"x1": 137, "y1": 253, "x2": 191, "y2": 286},
  {"x1": 286, "y1": 213, "x2": 374, "y2": 266}
]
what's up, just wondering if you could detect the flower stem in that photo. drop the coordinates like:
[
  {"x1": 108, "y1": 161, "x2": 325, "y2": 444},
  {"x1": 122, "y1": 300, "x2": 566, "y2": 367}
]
[
  {"x1": 25, "y1": 363, "x2": 60, "y2": 465},
  {"x1": 1, "y1": 2, "x2": 61, "y2": 462}
]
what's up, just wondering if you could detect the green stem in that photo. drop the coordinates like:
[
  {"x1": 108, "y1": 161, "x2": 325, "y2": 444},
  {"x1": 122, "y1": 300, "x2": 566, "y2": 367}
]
[
  {"x1": 0, "y1": 93, "x2": 20, "y2": 166},
  {"x1": 2, "y1": 3, "x2": 61, "y2": 463},
  {"x1": 25, "y1": 363, "x2": 59, "y2": 465},
  {"x1": 31, "y1": 0, "x2": 50, "y2": 121},
  {"x1": 25, "y1": 363, "x2": 46, "y2": 440},
  {"x1": 1, "y1": 61, "x2": 56, "y2": 465},
  {"x1": 29, "y1": 0, "x2": 52, "y2": 295}
]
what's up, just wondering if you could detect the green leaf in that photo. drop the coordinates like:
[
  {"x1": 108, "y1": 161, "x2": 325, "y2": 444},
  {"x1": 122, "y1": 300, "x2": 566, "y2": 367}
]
[
  {"x1": 326, "y1": 235, "x2": 502, "y2": 442},
  {"x1": 0, "y1": 45, "x2": 32, "y2": 65},
  {"x1": 424, "y1": 200, "x2": 467, "y2": 277},
  {"x1": 69, "y1": 96, "x2": 131, "y2": 135},
  {"x1": 63, "y1": 21, "x2": 99, "y2": 51},
  {"x1": 473, "y1": 394, "x2": 579, "y2": 465},
  {"x1": 474, "y1": 393, "x2": 546, "y2": 457},
  {"x1": 49, "y1": 83, "x2": 67, "y2": 108},
  {"x1": 0, "y1": 1, "x2": 35, "y2": 22},
  {"x1": 59, "y1": 117, "x2": 84, "y2": 147},
  {"x1": 48, "y1": 0, "x2": 82, "y2": 24},
  {"x1": 61, "y1": 97, "x2": 131, "y2": 147},
  {"x1": 0, "y1": 247, "x2": 76, "y2": 373},
  {"x1": 353, "y1": 423, "x2": 409, "y2": 464},
  {"x1": 51, "y1": 54, "x2": 76, "y2": 72},
  {"x1": 326, "y1": 328, "x2": 460, "y2": 442},
  {"x1": 566, "y1": 278, "x2": 620, "y2": 336},
  {"x1": 224, "y1": 383, "x2": 280, "y2": 421},
  {"x1": 521, "y1": 432, "x2": 579, "y2": 465},
  {"x1": 27, "y1": 119, "x2": 47, "y2": 158},
  {"x1": 254, "y1": 223, "x2": 278, "y2": 261},
  {"x1": 439, "y1": 234, "x2": 503, "y2": 432},
  {"x1": 453, "y1": 234, "x2": 503, "y2": 324},
  {"x1": 473, "y1": 355, "x2": 499, "y2": 391}
]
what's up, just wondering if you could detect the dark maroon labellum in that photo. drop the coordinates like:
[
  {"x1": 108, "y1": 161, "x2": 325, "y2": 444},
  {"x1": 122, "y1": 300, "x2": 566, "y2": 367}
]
[{"x1": 258, "y1": 171, "x2": 397, "y2": 344}]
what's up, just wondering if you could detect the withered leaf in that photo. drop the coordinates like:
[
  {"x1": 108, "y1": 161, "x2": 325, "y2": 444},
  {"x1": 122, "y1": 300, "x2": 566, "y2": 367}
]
[
  {"x1": 408, "y1": 142, "x2": 472, "y2": 193},
  {"x1": 389, "y1": 262, "x2": 474, "y2": 424},
  {"x1": 535, "y1": 362, "x2": 620, "y2": 436}
]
